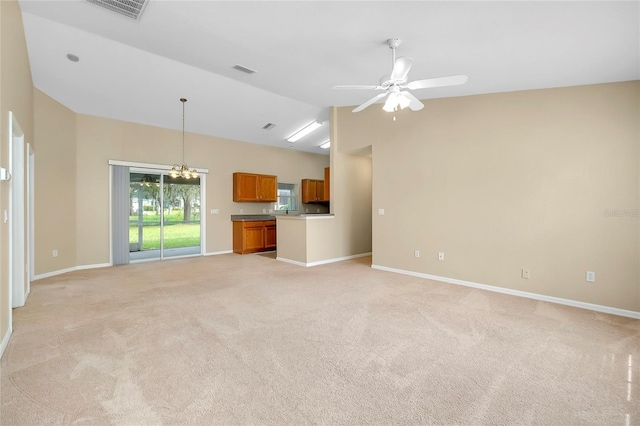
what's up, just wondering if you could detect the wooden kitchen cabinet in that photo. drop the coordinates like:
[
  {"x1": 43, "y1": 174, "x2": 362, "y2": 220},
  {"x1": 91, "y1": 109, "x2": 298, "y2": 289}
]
[
  {"x1": 301, "y1": 168, "x2": 330, "y2": 204},
  {"x1": 233, "y1": 220, "x2": 276, "y2": 254},
  {"x1": 265, "y1": 222, "x2": 277, "y2": 250},
  {"x1": 323, "y1": 167, "x2": 330, "y2": 202},
  {"x1": 233, "y1": 172, "x2": 277, "y2": 202},
  {"x1": 301, "y1": 179, "x2": 326, "y2": 204}
]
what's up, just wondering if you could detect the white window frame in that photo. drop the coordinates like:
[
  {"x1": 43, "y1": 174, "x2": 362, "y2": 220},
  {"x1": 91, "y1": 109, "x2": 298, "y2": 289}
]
[{"x1": 275, "y1": 182, "x2": 298, "y2": 213}]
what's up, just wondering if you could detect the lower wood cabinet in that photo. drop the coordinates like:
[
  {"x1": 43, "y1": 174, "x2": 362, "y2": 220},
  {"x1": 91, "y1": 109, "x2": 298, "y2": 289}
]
[{"x1": 233, "y1": 220, "x2": 276, "y2": 254}]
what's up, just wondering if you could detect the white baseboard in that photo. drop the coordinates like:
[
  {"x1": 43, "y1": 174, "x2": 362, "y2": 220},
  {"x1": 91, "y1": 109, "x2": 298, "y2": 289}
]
[
  {"x1": 0, "y1": 325, "x2": 12, "y2": 359},
  {"x1": 32, "y1": 263, "x2": 111, "y2": 281},
  {"x1": 76, "y1": 263, "x2": 110, "y2": 271},
  {"x1": 277, "y1": 252, "x2": 372, "y2": 268},
  {"x1": 371, "y1": 264, "x2": 640, "y2": 319},
  {"x1": 276, "y1": 257, "x2": 307, "y2": 267},
  {"x1": 204, "y1": 250, "x2": 233, "y2": 256},
  {"x1": 32, "y1": 252, "x2": 235, "y2": 281}
]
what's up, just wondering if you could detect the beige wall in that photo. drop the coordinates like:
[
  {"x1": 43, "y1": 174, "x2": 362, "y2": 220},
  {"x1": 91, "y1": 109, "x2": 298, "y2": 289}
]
[
  {"x1": 0, "y1": 0, "x2": 34, "y2": 348},
  {"x1": 275, "y1": 218, "x2": 308, "y2": 263},
  {"x1": 335, "y1": 81, "x2": 640, "y2": 312},
  {"x1": 271, "y1": 108, "x2": 374, "y2": 266},
  {"x1": 281, "y1": 108, "x2": 374, "y2": 264},
  {"x1": 327, "y1": 141, "x2": 372, "y2": 259},
  {"x1": 33, "y1": 112, "x2": 329, "y2": 269},
  {"x1": 34, "y1": 90, "x2": 76, "y2": 275}
]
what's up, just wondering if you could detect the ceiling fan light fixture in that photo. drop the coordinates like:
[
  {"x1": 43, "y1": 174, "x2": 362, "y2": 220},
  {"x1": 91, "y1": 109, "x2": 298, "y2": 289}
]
[
  {"x1": 333, "y1": 37, "x2": 467, "y2": 113},
  {"x1": 286, "y1": 121, "x2": 323, "y2": 142},
  {"x1": 397, "y1": 93, "x2": 411, "y2": 110},
  {"x1": 383, "y1": 92, "x2": 398, "y2": 112}
]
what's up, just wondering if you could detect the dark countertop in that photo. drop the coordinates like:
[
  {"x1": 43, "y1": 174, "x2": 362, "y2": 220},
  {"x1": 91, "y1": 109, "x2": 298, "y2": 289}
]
[{"x1": 230, "y1": 214, "x2": 276, "y2": 222}]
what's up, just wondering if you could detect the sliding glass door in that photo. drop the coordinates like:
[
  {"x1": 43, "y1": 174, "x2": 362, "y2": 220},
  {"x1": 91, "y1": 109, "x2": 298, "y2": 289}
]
[
  {"x1": 129, "y1": 173, "x2": 162, "y2": 261},
  {"x1": 162, "y1": 174, "x2": 201, "y2": 258},
  {"x1": 128, "y1": 170, "x2": 201, "y2": 262}
]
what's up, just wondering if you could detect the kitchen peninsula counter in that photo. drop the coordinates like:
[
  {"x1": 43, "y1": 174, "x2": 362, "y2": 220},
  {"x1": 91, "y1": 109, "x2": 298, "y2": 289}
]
[
  {"x1": 276, "y1": 214, "x2": 336, "y2": 266},
  {"x1": 230, "y1": 214, "x2": 276, "y2": 222}
]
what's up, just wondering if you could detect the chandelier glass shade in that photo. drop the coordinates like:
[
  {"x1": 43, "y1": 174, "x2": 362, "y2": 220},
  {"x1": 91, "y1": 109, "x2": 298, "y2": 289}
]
[
  {"x1": 383, "y1": 90, "x2": 411, "y2": 112},
  {"x1": 170, "y1": 98, "x2": 198, "y2": 179}
]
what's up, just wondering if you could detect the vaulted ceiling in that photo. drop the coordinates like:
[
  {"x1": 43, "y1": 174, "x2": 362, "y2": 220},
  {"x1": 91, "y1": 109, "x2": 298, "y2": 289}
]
[{"x1": 18, "y1": 1, "x2": 640, "y2": 155}]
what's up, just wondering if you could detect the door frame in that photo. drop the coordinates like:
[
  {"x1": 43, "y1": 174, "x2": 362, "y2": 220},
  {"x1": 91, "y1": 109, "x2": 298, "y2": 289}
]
[
  {"x1": 27, "y1": 143, "x2": 34, "y2": 294},
  {"x1": 9, "y1": 112, "x2": 27, "y2": 309}
]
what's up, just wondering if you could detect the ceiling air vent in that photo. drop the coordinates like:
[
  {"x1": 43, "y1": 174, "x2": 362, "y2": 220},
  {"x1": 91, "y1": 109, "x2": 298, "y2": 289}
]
[
  {"x1": 262, "y1": 123, "x2": 276, "y2": 130},
  {"x1": 233, "y1": 65, "x2": 257, "y2": 75},
  {"x1": 85, "y1": 0, "x2": 148, "y2": 20}
]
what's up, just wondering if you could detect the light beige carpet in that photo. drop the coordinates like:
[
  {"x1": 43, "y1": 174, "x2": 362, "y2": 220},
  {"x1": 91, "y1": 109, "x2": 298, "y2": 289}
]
[{"x1": 1, "y1": 254, "x2": 638, "y2": 425}]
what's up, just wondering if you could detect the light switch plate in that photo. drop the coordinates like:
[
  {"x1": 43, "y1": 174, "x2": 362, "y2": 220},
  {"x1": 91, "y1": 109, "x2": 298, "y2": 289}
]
[{"x1": 0, "y1": 167, "x2": 11, "y2": 181}]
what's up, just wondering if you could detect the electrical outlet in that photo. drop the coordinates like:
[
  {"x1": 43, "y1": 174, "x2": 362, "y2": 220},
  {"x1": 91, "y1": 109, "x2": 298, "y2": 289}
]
[
  {"x1": 240, "y1": 209, "x2": 244, "y2": 214},
  {"x1": 522, "y1": 269, "x2": 530, "y2": 279},
  {"x1": 414, "y1": 250, "x2": 420, "y2": 258},
  {"x1": 268, "y1": 209, "x2": 273, "y2": 213},
  {"x1": 586, "y1": 271, "x2": 595, "y2": 282},
  {"x1": 378, "y1": 208, "x2": 385, "y2": 216},
  {"x1": 210, "y1": 209, "x2": 220, "y2": 214},
  {"x1": 52, "y1": 249, "x2": 58, "y2": 258},
  {"x1": 438, "y1": 252, "x2": 445, "y2": 261},
  {"x1": 263, "y1": 208, "x2": 267, "y2": 214}
]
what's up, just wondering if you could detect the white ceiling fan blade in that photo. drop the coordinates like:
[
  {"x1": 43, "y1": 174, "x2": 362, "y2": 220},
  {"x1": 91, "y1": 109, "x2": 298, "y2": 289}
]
[
  {"x1": 406, "y1": 75, "x2": 468, "y2": 90},
  {"x1": 332, "y1": 85, "x2": 382, "y2": 90},
  {"x1": 352, "y1": 92, "x2": 388, "y2": 113},
  {"x1": 390, "y1": 57, "x2": 414, "y2": 82},
  {"x1": 400, "y1": 91, "x2": 424, "y2": 111}
]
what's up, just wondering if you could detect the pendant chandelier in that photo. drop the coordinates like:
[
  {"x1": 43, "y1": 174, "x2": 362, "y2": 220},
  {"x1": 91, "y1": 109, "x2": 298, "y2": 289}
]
[{"x1": 169, "y1": 98, "x2": 198, "y2": 179}]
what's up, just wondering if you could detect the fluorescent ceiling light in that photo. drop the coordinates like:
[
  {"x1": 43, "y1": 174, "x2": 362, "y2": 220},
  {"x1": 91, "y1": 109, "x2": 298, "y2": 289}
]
[
  {"x1": 320, "y1": 141, "x2": 330, "y2": 149},
  {"x1": 287, "y1": 121, "x2": 323, "y2": 142}
]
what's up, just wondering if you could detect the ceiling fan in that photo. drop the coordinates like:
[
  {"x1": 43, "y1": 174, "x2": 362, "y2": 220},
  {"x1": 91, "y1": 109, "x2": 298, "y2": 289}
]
[{"x1": 333, "y1": 38, "x2": 468, "y2": 113}]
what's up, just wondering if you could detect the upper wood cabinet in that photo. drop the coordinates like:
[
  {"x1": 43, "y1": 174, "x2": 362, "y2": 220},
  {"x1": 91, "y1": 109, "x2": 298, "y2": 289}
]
[
  {"x1": 323, "y1": 167, "x2": 330, "y2": 202},
  {"x1": 301, "y1": 179, "x2": 326, "y2": 204},
  {"x1": 233, "y1": 172, "x2": 277, "y2": 202},
  {"x1": 301, "y1": 167, "x2": 330, "y2": 204}
]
